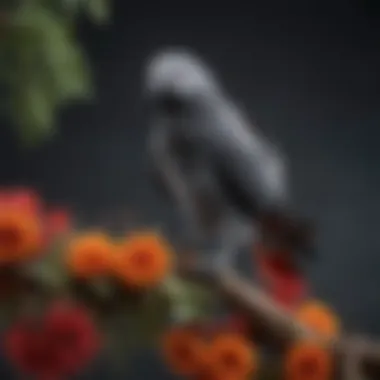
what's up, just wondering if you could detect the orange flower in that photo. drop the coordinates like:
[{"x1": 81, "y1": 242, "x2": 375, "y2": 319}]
[
  {"x1": 284, "y1": 341, "x2": 333, "y2": 380},
  {"x1": 206, "y1": 333, "x2": 258, "y2": 380},
  {"x1": 296, "y1": 300, "x2": 340, "y2": 338},
  {"x1": 0, "y1": 210, "x2": 42, "y2": 263},
  {"x1": 67, "y1": 233, "x2": 114, "y2": 278},
  {"x1": 162, "y1": 326, "x2": 207, "y2": 376},
  {"x1": 112, "y1": 231, "x2": 173, "y2": 288},
  {"x1": 195, "y1": 363, "x2": 220, "y2": 380}
]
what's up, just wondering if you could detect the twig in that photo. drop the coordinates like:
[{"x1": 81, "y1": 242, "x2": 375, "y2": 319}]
[{"x1": 342, "y1": 337, "x2": 367, "y2": 380}]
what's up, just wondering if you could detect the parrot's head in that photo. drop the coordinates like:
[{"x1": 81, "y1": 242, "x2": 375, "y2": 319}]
[{"x1": 143, "y1": 47, "x2": 221, "y2": 117}]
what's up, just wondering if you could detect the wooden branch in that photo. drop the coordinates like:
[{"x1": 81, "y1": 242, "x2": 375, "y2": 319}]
[
  {"x1": 177, "y1": 259, "x2": 380, "y2": 380},
  {"x1": 342, "y1": 338, "x2": 367, "y2": 380}
]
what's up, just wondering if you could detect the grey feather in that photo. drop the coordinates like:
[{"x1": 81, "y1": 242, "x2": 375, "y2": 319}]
[{"x1": 144, "y1": 47, "x2": 313, "y2": 259}]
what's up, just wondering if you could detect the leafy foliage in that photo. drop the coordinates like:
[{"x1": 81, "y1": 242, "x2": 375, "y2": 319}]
[
  {"x1": 0, "y1": 0, "x2": 111, "y2": 146},
  {"x1": 162, "y1": 275, "x2": 216, "y2": 324}
]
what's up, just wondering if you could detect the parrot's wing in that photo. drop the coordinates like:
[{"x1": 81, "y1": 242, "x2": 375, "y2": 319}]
[
  {"x1": 194, "y1": 94, "x2": 316, "y2": 253},
  {"x1": 210, "y1": 123, "x2": 315, "y2": 254},
  {"x1": 201, "y1": 95, "x2": 290, "y2": 217}
]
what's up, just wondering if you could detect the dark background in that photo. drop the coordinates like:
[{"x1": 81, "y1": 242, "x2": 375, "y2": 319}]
[{"x1": 1, "y1": 0, "x2": 380, "y2": 378}]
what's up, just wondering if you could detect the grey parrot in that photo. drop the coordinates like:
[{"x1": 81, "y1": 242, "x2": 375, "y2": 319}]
[{"x1": 143, "y1": 47, "x2": 314, "y2": 270}]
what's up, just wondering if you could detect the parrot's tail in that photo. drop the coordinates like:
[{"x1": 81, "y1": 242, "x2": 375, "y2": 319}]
[{"x1": 258, "y1": 210, "x2": 316, "y2": 258}]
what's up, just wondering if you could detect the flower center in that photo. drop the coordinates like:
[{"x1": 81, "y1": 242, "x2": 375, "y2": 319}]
[
  {"x1": 132, "y1": 250, "x2": 152, "y2": 269},
  {"x1": 176, "y1": 343, "x2": 193, "y2": 363},
  {"x1": 58, "y1": 330, "x2": 78, "y2": 346},
  {"x1": 222, "y1": 352, "x2": 239, "y2": 370},
  {"x1": 0, "y1": 226, "x2": 20, "y2": 249},
  {"x1": 299, "y1": 357, "x2": 318, "y2": 376},
  {"x1": 88, "y1": 250, "x2": 106, "y2": 267}
]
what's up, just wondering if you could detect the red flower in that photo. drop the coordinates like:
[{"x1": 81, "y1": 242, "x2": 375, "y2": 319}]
[
  {"x1": 44, "y1": 302, "x2": 100, "y2": 373},
  {"x1": 0, "y1": 188, "x2": 41, "y2": 215},
  {"x1": 4, "y1": 302, "x2": 100, "y2": 379},
  {"x1": 256, "y1": 248, "x2": 308, "y2": 309},
  {"x1": 5, "y1": 321, "x2": 63, "y2": 379},
  {"x1": 270, "y1": 280, "x2": 306, "y2": 310},
  {"x1": 45, "y1": 208, "x2": 71, "y2": 240}
]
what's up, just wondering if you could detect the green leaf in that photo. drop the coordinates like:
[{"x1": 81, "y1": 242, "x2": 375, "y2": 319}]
[
  {"x1": 131, "y1": 289, "x2": 171, "y2": 346},
  {"x1": 87, "y1": 278, "x2": 115, "y2": 300},
  {"x1": 1, "y1": 0, "x2": 106, "y2": 145},
  {"x1": 161, "y1": 276, "x2": 216, "y2": 324},
  {"x1": 20, "y1": 238, "x2": 70, "y2": 293},
  {"x1": 59, "y1": 44, "x2": 93, "y2": 100},
  {"x1": 85, "y1": 0, "x2": 110, "y2": 24},
  {"x1": 5, "y1": 6, "x2": 94, "y2": 143},
  {"x1": 0, "y1": 294, "x2": 22, "y2": 331},
  {"x1": 10, "y1": 78, "x2": 56, "y2": 145},
  {"x1": 255, "y1": 357, "x2": 282, "y2": 380},
  {"x1": 13, "y1": 5, "x2": 93, "y2": 102},
  {"x1": 103, "y1": 322, "x2": 132, "y2": 376},
  {"x1": 60, "y1": 0, "x2": 83, "y2": 17},
  {"x1": 102, "y1": 289, "x2": 171, "y2": 350}
]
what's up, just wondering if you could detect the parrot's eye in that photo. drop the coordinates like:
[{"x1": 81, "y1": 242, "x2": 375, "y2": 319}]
[{"x1": 155, "y1": 93, "x2": 187, "y2": 116}]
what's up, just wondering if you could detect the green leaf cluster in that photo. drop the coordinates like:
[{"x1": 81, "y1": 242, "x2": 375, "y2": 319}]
[
  {"x1": 162, "y1": 275, "x2": 216, "y2": 324},
  {"x1": 0, "y1": 0, "x2": 111, "y2": 146}
]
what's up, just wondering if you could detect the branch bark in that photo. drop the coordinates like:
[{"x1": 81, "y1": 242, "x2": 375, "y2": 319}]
[{"x1": 177, "y1": 259, "x2": 380, "y2": 379}]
